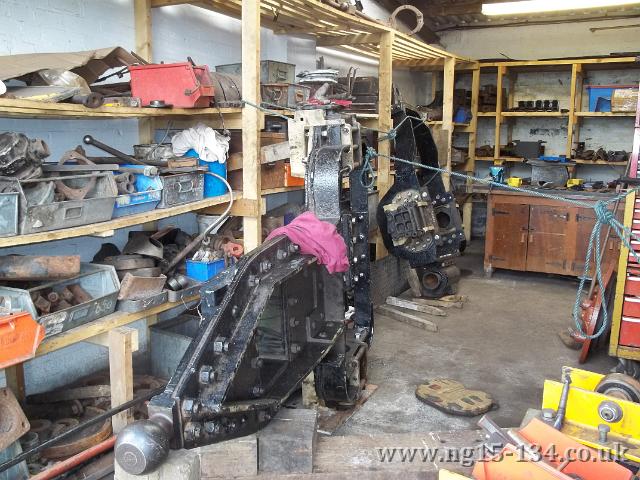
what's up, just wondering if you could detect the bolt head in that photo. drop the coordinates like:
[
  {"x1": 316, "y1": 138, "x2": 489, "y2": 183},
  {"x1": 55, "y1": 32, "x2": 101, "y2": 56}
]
[
  {"x1": 199, "y1": 365, "x2": 216, "y2": 384},
  {"x1": 214, "y1": 337, "x2": 229, "y2": 353},
  {"x1": 184, "y1": 422, "x2": 202, "y2": 441},
  {"x1": 182, "y1": 398, "x2": 199, "y2": 416},
  {"x1": 204, "y1": 421, "x2": 220, "y2": 435}
]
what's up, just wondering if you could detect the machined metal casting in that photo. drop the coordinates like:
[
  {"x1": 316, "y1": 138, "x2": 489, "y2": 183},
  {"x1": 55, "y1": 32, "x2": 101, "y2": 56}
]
[
  {"x1": 116, "y1": 110, "x2": 373, "y2": 475},
  {"x1": 377, "y1": 106, "x2": 464, "y2": 298}
]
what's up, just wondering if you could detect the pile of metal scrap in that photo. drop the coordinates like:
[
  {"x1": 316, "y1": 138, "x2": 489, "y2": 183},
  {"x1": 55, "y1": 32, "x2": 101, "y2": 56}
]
[
  {"x1": 507, "y1": 99, "x2": 561, "y2": 112},
  {"x1": 0, "y1": 373, "x2": 164, "y2": 478},
  {"x1": 0, "y1": 47, "x2": 242, "y2": 110},
  {"x1": 574, "y1": 142, "x2": 629, "y2": 162}
]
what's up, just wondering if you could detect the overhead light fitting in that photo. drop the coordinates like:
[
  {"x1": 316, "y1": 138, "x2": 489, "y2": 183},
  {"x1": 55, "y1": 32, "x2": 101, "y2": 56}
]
[{"x1": 482, "y1": 0, "x2": 640, "y2": 16}]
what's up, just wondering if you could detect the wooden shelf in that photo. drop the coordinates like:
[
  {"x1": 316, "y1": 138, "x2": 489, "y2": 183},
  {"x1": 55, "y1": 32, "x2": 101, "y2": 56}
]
[
  {"x1": 477, "y1": 112, "x2": 497, "y2": 117},
  {"x1": 262, "y1": 186, "x2": 304, "y2": 195},
  {"x1": 35, "y1": 295, "x2": 199, "y2": 357},
  {"x1": 0, "y1": 98, "x2": 243, "y2": 120},
  {"x1": 575, "y1": 111, "x2": 636, "y2": 117},
  {"x1": 425, "y1": 121, "x2": 473, "y2": 132},
  {"x1": 0, "y1": 193, "x2": 237, "y2": 248},
  {"x1": 502, "y1": 111, "x2": 568, "y2": 117},
  {"x1": 573, "y1": 159, "x2": 628, "y2": 166}
]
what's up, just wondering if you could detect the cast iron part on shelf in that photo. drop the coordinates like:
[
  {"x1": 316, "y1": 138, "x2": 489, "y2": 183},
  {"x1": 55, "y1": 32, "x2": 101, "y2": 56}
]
[
  {"x1": 115, "y1": 110, "x2": 373, "y2": 475},
  {"x1": 0, "y1": 132, "x2": 50, "y2": 180},
  {"x1": 377, "y1": 106, "x2": 464, "y2": 298}
]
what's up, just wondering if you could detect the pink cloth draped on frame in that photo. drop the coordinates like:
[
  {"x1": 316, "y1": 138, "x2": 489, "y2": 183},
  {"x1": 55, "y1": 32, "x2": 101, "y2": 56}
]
[{"x1": 265, "y1": 211, "x2": 349, "y2": 273}]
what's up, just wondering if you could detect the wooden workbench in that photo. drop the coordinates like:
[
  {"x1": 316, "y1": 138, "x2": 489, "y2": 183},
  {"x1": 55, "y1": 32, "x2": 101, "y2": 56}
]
[{"x1": 484, "y1": 189, "x2": 622, "y2": 278}]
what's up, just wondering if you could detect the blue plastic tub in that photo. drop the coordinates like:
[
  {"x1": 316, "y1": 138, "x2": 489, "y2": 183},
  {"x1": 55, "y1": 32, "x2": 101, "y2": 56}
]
[
  {"x1": 586, "y1": 85, "x2": 635, "y2": 112},
  {"x1": 112, "y1": 173, "x2": 163, "y2": 218},
  {"x1": 184, "y1": 149, "x2": 228, "y2": 197},
  {"x1": 186, "y1": 258, "x2": 226, "y2": 282},
  {"x1": 538, "y1": 155, "x2": 569, "y2": 163}
]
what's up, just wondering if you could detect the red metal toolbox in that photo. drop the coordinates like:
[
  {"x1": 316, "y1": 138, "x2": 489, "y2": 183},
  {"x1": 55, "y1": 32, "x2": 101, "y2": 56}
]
[
  {"x1": 129, "y1": 62, "x2": 215, "y2": 108},
  {"x1": 620, "y1": 316, "x2": 640, "y2": 347}
]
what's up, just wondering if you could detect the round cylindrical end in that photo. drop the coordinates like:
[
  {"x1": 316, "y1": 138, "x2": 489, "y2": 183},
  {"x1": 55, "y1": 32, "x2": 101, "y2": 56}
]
[
  {"x1": 83, "y1": 135, "x2": 94, "y2": 145},
  {"x1": 115, "y1": 420, "x2": 170, "y2": 475}
]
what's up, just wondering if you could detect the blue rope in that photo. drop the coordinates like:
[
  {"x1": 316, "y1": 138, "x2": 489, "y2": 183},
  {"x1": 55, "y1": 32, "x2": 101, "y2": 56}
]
[{"x1": 239, "y1": 100, "x2": 639, "y2": 340}]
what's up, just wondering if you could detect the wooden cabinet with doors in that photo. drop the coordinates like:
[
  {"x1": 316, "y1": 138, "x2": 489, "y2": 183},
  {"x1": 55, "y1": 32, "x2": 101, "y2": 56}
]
[{"x1": 484, "y1": 190, "x2": 621, "y2": 278}]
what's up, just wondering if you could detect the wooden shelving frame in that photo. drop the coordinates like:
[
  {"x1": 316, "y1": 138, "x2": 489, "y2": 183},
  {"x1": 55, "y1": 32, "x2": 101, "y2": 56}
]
[
  {"x1": 456, "y1": 57, "x2": 639, "y2": 241},
  {"x1": 0, "y1": 0, "x2": 468, "y2": 402}
]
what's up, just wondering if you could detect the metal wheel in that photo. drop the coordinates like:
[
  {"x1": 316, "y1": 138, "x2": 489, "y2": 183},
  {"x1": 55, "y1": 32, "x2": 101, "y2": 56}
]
[{"x1": 595, "y1": 373, "x2": 640, "y2": 403}]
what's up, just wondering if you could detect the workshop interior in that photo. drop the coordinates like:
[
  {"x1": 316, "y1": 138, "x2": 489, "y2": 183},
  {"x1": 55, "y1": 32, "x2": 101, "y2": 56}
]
[{"x1": 0, "y1": 1, "x2": 640, "y2": 479}]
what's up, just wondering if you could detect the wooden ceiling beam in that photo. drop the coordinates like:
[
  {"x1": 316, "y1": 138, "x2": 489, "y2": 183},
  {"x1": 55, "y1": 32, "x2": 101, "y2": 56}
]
[{"x1": 317, "y1": 33, "x2": 381, "y2": 46}]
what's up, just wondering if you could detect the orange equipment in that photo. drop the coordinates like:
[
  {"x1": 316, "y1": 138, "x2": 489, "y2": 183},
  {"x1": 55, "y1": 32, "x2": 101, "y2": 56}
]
[
  {"x1": 0, "y1": 311, "x2": 45, "y2": 369},
  {"x1": 472, "y1": 417, "x2": 633, "y2": 480}
]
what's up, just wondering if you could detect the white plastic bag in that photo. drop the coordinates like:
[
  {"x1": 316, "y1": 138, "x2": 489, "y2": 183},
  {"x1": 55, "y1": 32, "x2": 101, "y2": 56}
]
[{"x1": 171, "y1": 123, "x2": 230, "y2": 163}]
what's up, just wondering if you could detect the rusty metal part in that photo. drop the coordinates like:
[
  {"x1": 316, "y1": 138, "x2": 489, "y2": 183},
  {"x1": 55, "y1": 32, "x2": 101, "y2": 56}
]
[
  {"x1": 27, "y1": 385, "x2": 111, "y2": 404},
  {"x1": 70, "y1": 92, "x2": 104, "y2": 109},
  {"x1": 116, "y1": 267, "x2": 161, "y2": 281},
  {"x1": 46, "y1": 291, "x2": 60, "y2": 304},
  {"x1": 388, "y1": 5, "x2": 424, "y2": 36},
  {"x1": 0, "y1": 387, "x2": 163, "y2": 474},
  {"x1": 29, "y1": 419, "x2": 53, "y2": 443},
  {"x1": 118, "y1": 273, "x2": 167, "y2": 301},
  {"x1": 0, "y1": 388, "x2": 30, "y2": 451},
  {"x1": 595, "y1": 373, "x2": 640, "y2": 403},
  {"x1": 0, "y1": 255, "x2": 80, "y2": 281},
  {"x1": 82, "y1": 135, "x2": 147, "y2": 166},
  {"x1": 99, "y1": 254, "x2": 155, "y2": 271},
  {"x1": 19, "y1": 431, "x2": 40, "y2": 463},
  {"x1": 33, "y1": 295, "x2": 51, "y2": 314},
  {"x1": 117, "y1": 181, "x2": 135, "y2": 194},
  {"x1": 50, "y1": 418, "x2": 80, "y2": 438},
  {"x1": 123, "y1": 233, "x2": 164, "y2": 260},
  {"x1": 43, "y1": 412, "x2": 112, "y2": 460},
  {"x1": 51, "y1": 299, "x2": 72, "y2": 312},
  {"x1": 60, "y1": 287, "x2": 74, "y2": 304},
  {"x1": 114, "y1": 172, "x2": 135, "y2": 184},
  {"x1": 23, "y1": 399, "x2": 84, "y2": 420},
  {"x1": 66, "y1": 283, "x2": 92, "y2": 304},
  {"x1": 166, "y1": 273, "x2": 190, "y2": 291},
  {"x1": 54, "y1": 150, "x2": 98, "y2": 200}
]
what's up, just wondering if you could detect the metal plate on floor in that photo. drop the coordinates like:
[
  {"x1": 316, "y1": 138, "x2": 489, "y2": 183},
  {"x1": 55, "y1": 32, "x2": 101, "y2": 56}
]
[{"x1": 415, "y1": 378, "x2": 493, "y2": 417}]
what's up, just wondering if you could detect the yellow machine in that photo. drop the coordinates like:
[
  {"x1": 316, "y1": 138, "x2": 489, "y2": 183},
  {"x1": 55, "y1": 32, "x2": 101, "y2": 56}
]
[
  {"x1": 542, "y1": 366, "x2": 640, "y2": 463},
  {"x1": 566, "y1": 178, "x2": 584, "y2": 188},
  {"x1": 506, "y1": 177, "x2": 522, "y2": 187}
]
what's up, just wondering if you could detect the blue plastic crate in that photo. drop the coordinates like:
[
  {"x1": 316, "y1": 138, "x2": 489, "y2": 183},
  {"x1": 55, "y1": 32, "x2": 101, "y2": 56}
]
[
  {"x1": 186, "y1": 258, "x2": 225, "y2": 282},
  {"x1": 112, "y1": 173, "x2": 163, "y2": 218}
]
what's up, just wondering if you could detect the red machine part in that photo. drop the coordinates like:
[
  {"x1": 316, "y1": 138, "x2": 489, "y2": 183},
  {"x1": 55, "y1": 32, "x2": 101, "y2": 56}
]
[
  {"x1": 0, "y1": 311, "x2": 45, "y2": 369},
  {"x1": 472, "y1": 418, "x2": 633, "y2": 480},
  {"x1": 129, "y1": 62, "x2": 215, "y2": 108}
]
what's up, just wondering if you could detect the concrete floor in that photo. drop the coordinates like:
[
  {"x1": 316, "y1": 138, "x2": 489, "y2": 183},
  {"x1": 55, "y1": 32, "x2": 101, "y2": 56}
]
[{"x1": 339, "y1": 241, "x2": 618, "y2": 435}]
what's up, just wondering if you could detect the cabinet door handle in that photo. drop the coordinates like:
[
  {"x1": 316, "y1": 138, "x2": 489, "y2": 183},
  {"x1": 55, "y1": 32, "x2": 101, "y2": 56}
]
[
  {"x1": 521, "y1": 233, "x2": 526, "y2": 243},
  {"x1": 529, "y1": 234, "x2": 534, "y2": 243}
]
